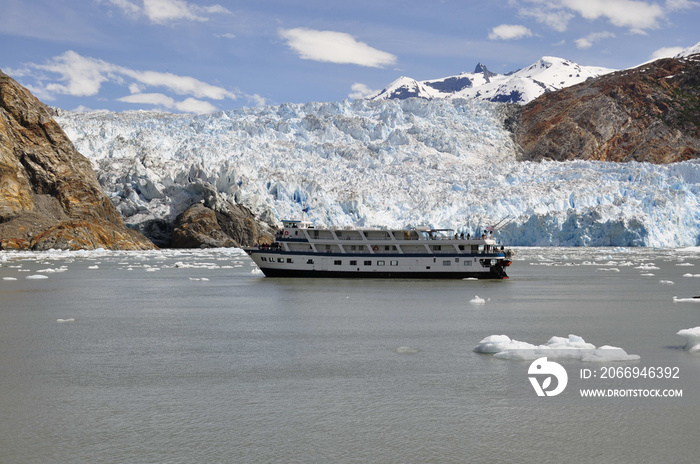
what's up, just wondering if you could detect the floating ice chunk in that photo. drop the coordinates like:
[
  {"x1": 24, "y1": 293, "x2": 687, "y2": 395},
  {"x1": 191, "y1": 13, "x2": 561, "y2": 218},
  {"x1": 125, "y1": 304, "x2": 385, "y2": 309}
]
[
  {"x1": 88, "y1": 265, "x2": 99, "y2": 270},
  {"x1": 640, "y1": 273, "x2": 655, "y2": 276},
  {"x1": 580, "y1": 346, "x2": 641, "y2": 362},
  {"x1": 677, "y1": 327, "x2": 700, "y2": 351},
  {"x1": 396, "y1": 346, "x2": 419, "y2": 354},
  {"x1": 2, "y1": 277, "x2": 18, "y2": 281},
  {"x1": 469, "y1": 295, "x2": 486, "y2": 305},
  {"x1": 597, "y1": 268, "x2": 619, "y2": 272},
  {"x1": 56, "y1": 318, "x2": 75, "y2": 323},
  {"x1": 26, "y1": 275, "x2": 48, "y2": 279},
  {"x1": 473, "y1": 335, "x2": 537, "y2": 353},
  {"x1": 672, "y1": 296, "x2": 700, "y2": 303},
  {"x1": 475, "y1": 334, "x2": 639, "y2": 361},
  {"x1": 676, "y1": 263, "x2": 694, "y2": 267},
  {"x1": 635, "y1": 264, "x2": 659, "y2": 270},
  {"x1": 682, "y1": 273, "x2": 700, "y2": 277},
  {"x1": 659, "y1": 280, "x2": 675, "y2": 285},
  {"x1": 189, "y1": 277, "x2": 210, "y2": 281}
]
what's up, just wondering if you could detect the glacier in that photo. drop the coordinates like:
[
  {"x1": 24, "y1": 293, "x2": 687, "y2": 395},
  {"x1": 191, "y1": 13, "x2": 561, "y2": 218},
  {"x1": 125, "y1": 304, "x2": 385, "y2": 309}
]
[{"x1": 55, "y1": 98, "x2": 700, "y2": 247}]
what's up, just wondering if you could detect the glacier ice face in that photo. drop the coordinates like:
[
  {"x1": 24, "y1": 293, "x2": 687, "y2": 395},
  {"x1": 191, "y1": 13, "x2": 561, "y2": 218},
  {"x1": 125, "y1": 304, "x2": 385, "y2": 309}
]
[{"x1": 56, "y1": 98, "x2": 700, "y2": 247}]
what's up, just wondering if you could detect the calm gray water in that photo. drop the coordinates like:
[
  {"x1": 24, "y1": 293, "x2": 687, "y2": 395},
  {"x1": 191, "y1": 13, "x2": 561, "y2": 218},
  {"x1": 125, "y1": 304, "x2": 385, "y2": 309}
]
[{"x1": 1, "y1": 247, "x2": 700, "y2": 463}]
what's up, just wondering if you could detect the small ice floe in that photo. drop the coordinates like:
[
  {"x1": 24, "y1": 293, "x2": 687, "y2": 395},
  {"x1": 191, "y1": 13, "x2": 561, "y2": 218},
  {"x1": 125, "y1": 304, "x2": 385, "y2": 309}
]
[
  {"x1": 395, "y1": 346, "x2": 419, "y2": 354},
  {"x1": 635, "y1": 264, "x2": 660, "y2": 270},
  {"x1": 682, "y1": 273, "x2": 700, "y2": 278},
  {"x1": 2, "y1": 277, "x2": 18, "y2": 281},
  {"x1": 676, "y1": 263, "x2": 694, "y2": 267},
  {"x1": 88, "y1": 265, "x2": 99, "y2": 270},
  {"x1": 38, "y1": 266, "x2": 68, "y2": 273},
  {"x1": 640, "y1": 273, "x2": 655, "y2": 277},
  {"x1": 26, "y1": 275, "x2": 48, "y2": 280},
  {"x1": 659, "y1": 280, "x2": 675, "y2": 286},
  {"x1": 672, "y1": 296, "x2": 700, "y2": 303},
  {"x1": 145, "y1": 267, "x2": 159, "y2": 272},
  {"x1": 597, "y1": 268, "x2": 620, "y2": 272},
  {"x1": 188, "y1": 277, "x2": 210, "y2": 281},
  {"x1": 469, "y1": 295, "x2": 486, "y2": 305},
  {"x1": 474, "y1": 334, "x2": 640, "y2": 362},
  {"x1": 677, "y1": 327, "x2": 700, "y2": 351},
  {"x1": 56, "y1": 318, "x2": 75, "y2": 323}
]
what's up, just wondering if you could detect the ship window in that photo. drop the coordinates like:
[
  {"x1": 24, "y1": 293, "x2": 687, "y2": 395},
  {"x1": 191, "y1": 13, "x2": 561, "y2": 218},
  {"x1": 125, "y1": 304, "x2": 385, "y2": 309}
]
[
  {"x1": 286, "y1": 258, "x2": 294, "y2": 263},
  {"x1": 307, "y1": 259, "x2": 314, "y2": 264},
  {"x1": 390, "y1": 260, "x2": 398, "y2": 266},
  {"x1": 261, "y1": 257, "x2": 267, "y2": 262},
  {"x1": 364, "y1": 260, "x2": 372, "y2": 266},
  {"x1": 377, "y1": 260, "x2": 385, "y2": 266},
  {"x1": 433, "y1": 245, "x2": 441, "y2": 251},
  {"x1": 334, "y1": 260, "x2": 342, "y2": 266},
  {"x1": 458, "y1": 245, "x2": 465, "y2": 251},
  {"x1": 464, "y1": 261, "x2": 472, "y2": 266},
  {"x1": 443, "y1": 260, "x2": 452, "y2": 266},
  {"x1": 277, "y1": 258, "x2": 284, "y2": 263},
  {"x1": 350, "y1": 260, "x2": 357, "y2": 265},
  {"x1": 471, "y1": 245, "x2": 479, "y2": 253},
  {"x1": 455, "y1": 258, "x2": 460, "y2": 263}
]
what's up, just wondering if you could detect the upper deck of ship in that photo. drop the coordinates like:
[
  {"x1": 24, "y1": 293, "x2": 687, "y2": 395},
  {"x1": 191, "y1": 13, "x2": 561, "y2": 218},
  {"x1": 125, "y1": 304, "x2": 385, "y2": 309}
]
[{"x1": 277, "y1": 220, "x2": 500, "y2": 246}]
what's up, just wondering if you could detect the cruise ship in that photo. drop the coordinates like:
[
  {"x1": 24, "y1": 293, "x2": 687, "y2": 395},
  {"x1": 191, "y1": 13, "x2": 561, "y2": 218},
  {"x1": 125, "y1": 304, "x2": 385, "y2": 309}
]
[{"x1": 244, "y1": 220, "x2": 513, "y2": 279}]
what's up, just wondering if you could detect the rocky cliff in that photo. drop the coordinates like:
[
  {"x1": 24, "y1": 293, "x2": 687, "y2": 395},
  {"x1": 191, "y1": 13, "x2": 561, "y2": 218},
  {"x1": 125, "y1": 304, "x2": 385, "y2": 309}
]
[
  {"x1": 0, "y1": 69, "x2": 155, "y2": 250},
  {"x1": 514, "y1": 54, "x2": 700, "y2": 162}
]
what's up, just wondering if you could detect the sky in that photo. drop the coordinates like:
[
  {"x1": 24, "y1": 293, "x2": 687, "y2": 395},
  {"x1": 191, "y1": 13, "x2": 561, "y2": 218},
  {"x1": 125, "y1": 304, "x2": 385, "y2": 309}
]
[{"x1": 1, "y1": 0, "x2": 698, "y2": 114}]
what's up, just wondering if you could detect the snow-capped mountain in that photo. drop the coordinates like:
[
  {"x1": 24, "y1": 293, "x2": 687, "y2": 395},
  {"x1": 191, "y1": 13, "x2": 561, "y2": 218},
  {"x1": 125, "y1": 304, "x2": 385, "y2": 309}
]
[
  {"x1": 56, "y1": 97, "x2": 700, "y2": 247},
  {"x1": 369, "y1": 57, "x2": 615, "y2": 104},
  {"x1": 676, "y1": 41, "x2": 700, "y2": 58}
]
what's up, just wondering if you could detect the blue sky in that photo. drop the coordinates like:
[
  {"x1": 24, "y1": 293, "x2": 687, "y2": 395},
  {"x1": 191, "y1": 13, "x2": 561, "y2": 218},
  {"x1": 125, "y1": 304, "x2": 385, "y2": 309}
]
[{"x1": 1, "y1": 0, "x2": 698, "y2": 113}]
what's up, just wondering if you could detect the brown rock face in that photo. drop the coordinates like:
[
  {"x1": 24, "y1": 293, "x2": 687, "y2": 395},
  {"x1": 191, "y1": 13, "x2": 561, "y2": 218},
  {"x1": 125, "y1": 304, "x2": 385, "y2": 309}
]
[
  {"x1": 515, "y1": 55, "x2": 700, "y2": 162},
  {"x1": 0, "y1": 70, "x2": 155, "y2": 250},
  {"x1": 171, "y1": 201, "x2": 274, "y2": 249}
]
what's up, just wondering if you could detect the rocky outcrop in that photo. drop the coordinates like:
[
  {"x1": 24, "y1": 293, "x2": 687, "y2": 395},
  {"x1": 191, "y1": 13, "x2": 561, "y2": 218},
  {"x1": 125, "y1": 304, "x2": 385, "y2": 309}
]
[
  {"x1": 170, "y1": 189, "x2": 275, "y2": 249},
  {"x1": 515, "y1": 55, "x2": 700, "y2": 163},
  {"x1": 0, "y1": 69, "x2": 155, "y2": 250}
]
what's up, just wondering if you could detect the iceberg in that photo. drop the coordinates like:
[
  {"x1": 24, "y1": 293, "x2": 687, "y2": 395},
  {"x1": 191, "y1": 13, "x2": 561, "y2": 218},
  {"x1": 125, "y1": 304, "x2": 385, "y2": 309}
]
[
  {"x1": 474, "y1": 334, "x2": 640, "y2": 362},
  {"x1": 55, "y1": 99, "x2": 700, "y2": 247},
  {"x1": 677, "y1": 327, "x2": 700, "y2": 351}
]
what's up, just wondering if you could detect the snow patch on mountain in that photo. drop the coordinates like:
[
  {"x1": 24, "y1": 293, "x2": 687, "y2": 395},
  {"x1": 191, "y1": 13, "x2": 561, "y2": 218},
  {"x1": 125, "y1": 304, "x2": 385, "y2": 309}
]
[
  {"x1": 676, "y1": 40, "x2": 700, "y2": 58},
  {"x1": 369, "y1": 57, "x2": 615, "y2": 104},
  {"x1": 56, "y1": 98, "x2": 700, "y2": 247}
]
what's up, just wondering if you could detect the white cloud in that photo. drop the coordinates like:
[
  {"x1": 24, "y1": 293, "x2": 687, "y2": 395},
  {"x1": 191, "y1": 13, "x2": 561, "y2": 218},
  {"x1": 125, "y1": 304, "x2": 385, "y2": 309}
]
[
  {"x1": 666, "y1": 0, "x2": 700, "y2": 10},
  {"x1": 488, "y1": 24, "x2": 534, "y2": 40},
  {"x1": 279, "y1": 28, "x2": 397, "y2": 68},
  {"x1": 348, "y1": 83, "x2": 379, "y2": 99},
  {"x1": 119, "y1": 68, "x2": 237, "y2": 100},
  {"x1": 520, "y1": 7, "x2": 574, "y2": 32},
  {"x1": 562, "y1": 0, "x2": 664, "y2": 32},
  {"x1": 650, "y1": 46, "x2": 685, "y2": 59},
  {"x1": 574, "y1": 31, "x2": 616, "y2": 49},
  {"x1": 117, "y1": 92, "x2": 218, "y2": 113},
  {"x1": 517, "y1": 0, "x2": 665, "y2": 33},
  {"x1": 19, "y1": 50, "x2": 238, "y2": 113},
  {"x1": 105, "y1": 0, "x2": 230, "y2": 24}
]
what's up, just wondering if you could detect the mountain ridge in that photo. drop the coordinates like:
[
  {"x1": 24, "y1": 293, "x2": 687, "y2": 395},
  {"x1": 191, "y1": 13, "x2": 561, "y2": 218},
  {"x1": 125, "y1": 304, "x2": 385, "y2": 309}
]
[{"x1": 368, "y1": 56, "x2": 615, "y2": 104}]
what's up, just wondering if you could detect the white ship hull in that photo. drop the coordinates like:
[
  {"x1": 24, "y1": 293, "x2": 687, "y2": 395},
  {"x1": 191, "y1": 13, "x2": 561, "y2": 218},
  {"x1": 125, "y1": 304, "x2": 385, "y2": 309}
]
[{"x1": 244, "y1": 220, "x2": 512, "y2": 280}]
